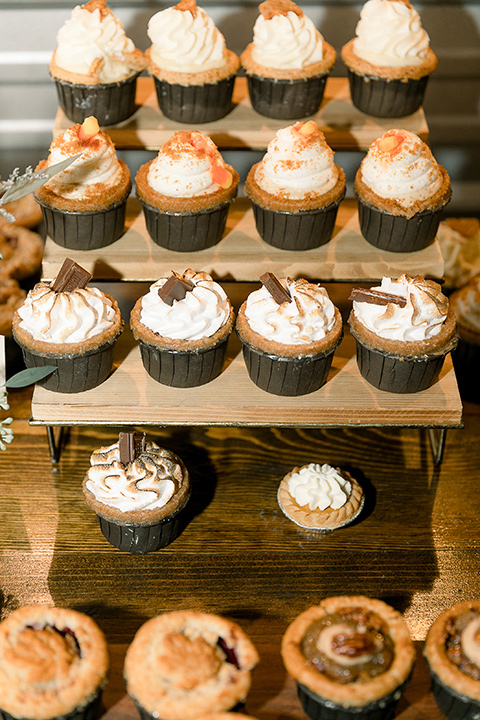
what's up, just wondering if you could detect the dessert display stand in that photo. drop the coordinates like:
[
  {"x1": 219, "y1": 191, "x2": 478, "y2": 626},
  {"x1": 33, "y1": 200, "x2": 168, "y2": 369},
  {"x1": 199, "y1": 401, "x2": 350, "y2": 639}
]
[{"x1": 37, "y1": 76, "x2": 462, "y2": 464}]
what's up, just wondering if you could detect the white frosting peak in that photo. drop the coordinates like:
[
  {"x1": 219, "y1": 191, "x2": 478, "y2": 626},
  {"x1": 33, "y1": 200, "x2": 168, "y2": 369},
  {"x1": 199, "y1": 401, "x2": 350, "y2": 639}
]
[
  {"x1": 287, "y1": 463, "x2": 351, "y2": 511},
  {"x1": 251, "y1": 9, "x2": 324, "y2": 70}
]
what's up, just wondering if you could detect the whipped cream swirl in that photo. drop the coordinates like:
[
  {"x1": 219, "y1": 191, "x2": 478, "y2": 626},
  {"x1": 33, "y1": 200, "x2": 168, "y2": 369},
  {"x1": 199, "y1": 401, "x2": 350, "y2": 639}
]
[
  {"x1": 140, "y1": 270, "x2": 230, "y2": 341},
  {"x1": 452, "y1": 278, "x2": 480, "y2": 333},
  {"x1": 353, "y1": 0, "x2": 430, "y2": 68},
  {"x1": 255, "y1": 122, "x2": 339, "y2": 199},
  {"x1": 85, "y1": 441, "x2": 181, "y2": 512},
  {"x1": 360, "y1": 129, "x2": 444, "y2": 209},
  {"x1": 251, "y1": 6, "x2": 324, "y2": 70},
  {"x1": 460, "y1": 616, "x2": 480, "y2": 668},
  {"x1": 245, "y1": 278, "x2": 336, "y2": 345},
  {"x1": 352, "y1": 275, "x2": 449, "y2": 342},
  {"x1": 287, "y1": 463, "x2": 351, "y2": 511},
  {"x1": 55, "y1": 3, "x2": 141, "y2": 82},
  {"x1": 148, "y1": 2, "x2": 227, "y2": 72},
  {"x1": 16, "y1": 282, "x2": 117, "y2": 344}
]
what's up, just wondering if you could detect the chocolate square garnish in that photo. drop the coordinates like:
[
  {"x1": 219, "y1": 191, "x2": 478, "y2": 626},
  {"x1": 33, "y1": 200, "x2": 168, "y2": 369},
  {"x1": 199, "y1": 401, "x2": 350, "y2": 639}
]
[
  {"x1": 260, "y1": 272, "x2": 291, "y2": 304},
  {"x1": 158, "y1": 274, "x2": 195, "y2": 306},
  {"x1": 349, "y1": 287, "x2": 407, "y2": 308},
  {"x1": 119, "y1": 431, "x2": 146, "y2": 464},
  {"x1": 51, "y1": 258, "x2": 92, "y2": 293}
]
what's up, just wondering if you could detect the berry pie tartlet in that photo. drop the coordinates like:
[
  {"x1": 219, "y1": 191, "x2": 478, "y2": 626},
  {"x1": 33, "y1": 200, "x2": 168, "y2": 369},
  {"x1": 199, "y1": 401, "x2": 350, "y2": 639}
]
[
  {"x1": 281, "y1": 596, "x2": 415, "y2": 720},
  {"x1": 0, "y1": 605, "x2": 109, "y2": 720},
  {"x1": 124, "y1": 610, "x2": 259, "y2": 720}
]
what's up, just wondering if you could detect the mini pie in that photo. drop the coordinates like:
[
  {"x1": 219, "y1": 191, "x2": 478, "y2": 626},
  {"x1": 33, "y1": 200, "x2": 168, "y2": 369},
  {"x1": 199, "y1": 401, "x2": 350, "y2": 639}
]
[
  {"x1": 124, "y1": 610, "x2": 259, "y2": 720},
  {"x1": 0, "y1": 223, "x2": 44, "y2": 281}
]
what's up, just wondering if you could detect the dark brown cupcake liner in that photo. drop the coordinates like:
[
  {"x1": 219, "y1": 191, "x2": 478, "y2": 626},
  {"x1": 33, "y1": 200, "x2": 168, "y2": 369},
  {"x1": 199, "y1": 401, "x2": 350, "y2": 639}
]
[
  {"x1": 139, "y1": 198, "x2": 230, "y2": 252},
  {"x1": 138, "y1": 335, "x2": 230, "y2": 387},
  {"x1": 246, "y1": 73, "x2": 328, "y2": 119},
  {"x1": 356, "y1": 197, "x2": 445, "y2": 253},
  {"x1": 53, "y1": 73, "x2": 140, "y2": 126},
  {"x1": 238, "y1": 332, "x2": 342, "y2": 396},
  {"x1": 297, "y1": 681, "x2": 404, "y2": 720},
  {"x1": 426, "y1": 667, "x2": 480, "y2": 720},
  {"x1": 153, "y1": 75, "x2": 236, "y2": 123},
  {"x1": 251, "y1": 193, "x2": 344, "y2": 250},
  {"x1": 346, "y1": 69, "x2": 429, "y2": 118},
  {"x1": 452, "y1": 338, "x2": 480, "y2": 403},
  {"x1": 36, "y1": 195, "x2": 129, "y2": 250},
  {"x1": 0, "y1": 689, "x2": 103, "y2": 720}
]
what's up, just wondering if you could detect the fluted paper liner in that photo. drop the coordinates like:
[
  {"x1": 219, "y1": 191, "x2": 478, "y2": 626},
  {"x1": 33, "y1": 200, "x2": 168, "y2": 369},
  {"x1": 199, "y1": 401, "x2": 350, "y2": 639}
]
[
  {"x1": 297, "y1": 680, "x2": 406, "y2": 720},
  {"x1": 246, "y1": 74, "x2": 328, "y2": 119},
  {"x1": 53, "y1": 74, "x2": 140, "y2": 126},
  {"x1": 138, "y1": 336, "x2": 230, "y2": 387},
  {"x1": 426, "y1": 665, "x2": 480, "y2": 720},
  {"x1": 153, "y1": 76, "x2": 236, "y2": 124},
  {"x1": 140, "y1": 199, "x2": 230, "y2": 252},
  {"x1": 347, "y1": 69, "x2": 429, "y2": 118}
]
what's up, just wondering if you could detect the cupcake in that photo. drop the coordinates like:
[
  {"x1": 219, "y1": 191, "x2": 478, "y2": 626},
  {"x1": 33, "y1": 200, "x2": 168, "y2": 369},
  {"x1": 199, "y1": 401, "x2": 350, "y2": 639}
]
[
  {"x1": 124, "y1": 610, "x2": 259, "y2": 720},
  {"x1": 12, "y1": 258, "x2": 123, "y2": 393},
  {"x1": 424, "y1": 600, "x2": 480, "y2": 720},
  {"x1": 236, "y1": 273, "x2": 343, "y2": 396},
  {"x1": 277, "y1": 463, "x2": 364, "y2": 531},
  {"x1": 135, "y1": 131, "x2": 238, "y2": 252},
  {"x1": 348, "y1": 274, "x2": 458, "y2": 394},
  {"x1": 130, "y1": 269, "x2": 235, "y2": 387},
  {"x1": 281, "y1": 596, "x2": 416, "y2": 720},
  {"x1": 0, "y1": 223, "x2": 44, "y2": 281},
  {"x1": 83, "y1": 432, "x2": 191, "y2": 554},
  {"x1": 244, "y1": 121, "x2": 345, "y2": 250},
  {"x1": 437, "y1": 218, "x2": 480, "y2": 292},
  {"x1": 341, "y1": 0, "x2": 437, "y2": 117},
  {"x1": 450, "y1": 276, "x2": 480, "y2": 403},
  {"x1": 354, "y1": 129, "x2": 451, "y2": 252},
  {"x1": 146, "y1": 0, "x2": 240, "y2": 123},
  {"x1": 34, "y1": 117, "x2": 131, "y2": 250},
  {"x1": 0, "y1": 604, "x2": 109, "y2": 720},
  {"x1": 240, "y1": 0, "x2": 336, "y2": 119},
  {"x1": 50, "y1": 0, "x2": 147, "y2": 125}
]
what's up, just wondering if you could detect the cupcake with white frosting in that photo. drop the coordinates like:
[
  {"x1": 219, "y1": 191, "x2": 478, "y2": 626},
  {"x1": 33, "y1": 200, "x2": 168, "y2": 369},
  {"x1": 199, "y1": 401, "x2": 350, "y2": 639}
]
[
  {"x1": 136, "y1": 130, "x2": 238, "y2": 252},
  {"x1": 50, "y1": 0, "x2": 146, "y2": 125},
  {"x1": 83, "y1": 433, "x2": 191, "y2": 553},
  {"x1": 348, "y1": 274, "x2": 458, "y2": 393},
  {"x1": 146, "y1": 0, "x2": 240, "y2": 123},
  {"x1": 241, "y1": 0, "x2": 336, "y2": 119},
  {"x1": 130, "y1": 269, "x2": 235, "y2": 387},
  {"x1": 236, "y1": 274, "x2": 343, "y2": 395},
  {"x1": 450, "y1": 275, "x2": 480, "y2": 403},
  {"x1": 424, "y1": 600, "x2": 480, "y2": 720},
  {"x1": 354, "y1": 129, "x2": 451, "y2": 252},
  {"x1": 34, "y1": 117, "x2": 131, "y2": 249},
  {"x1": 245, "y1": 121, "x2": 345, "y2": 250},
  {"x1": 341, "y1": 0, "x2": 437, "y2": 117},
  {"x1": 278, "y1": 463, "x2": 364, "y2": 530}
]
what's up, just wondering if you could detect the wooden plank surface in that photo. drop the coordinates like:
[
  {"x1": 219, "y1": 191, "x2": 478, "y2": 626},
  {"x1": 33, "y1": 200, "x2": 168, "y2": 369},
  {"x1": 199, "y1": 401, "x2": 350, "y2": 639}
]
[
  {"x1": 53, "y1": 77, "x2": 429, "y2": 151},
  {"x1": 41, "y1": 198, "x2": 445, "y2": 283}
]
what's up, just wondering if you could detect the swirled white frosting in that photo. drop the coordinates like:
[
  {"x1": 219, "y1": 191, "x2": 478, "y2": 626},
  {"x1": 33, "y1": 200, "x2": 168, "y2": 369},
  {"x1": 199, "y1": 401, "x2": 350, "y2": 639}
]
[
  {"x1": 287, "y1": 463, "x2": 351, "y2": 511},
  {"x1": 55, "y1": 3, "x2": 140, "y2": 82},
  {"x1": 16, "y1": 282, "x2": 117, "y2": 344},
  {"x1": 353, "y1": 0, "x2": 430, "y2": 68},
  {"x1": 85, "y1": 440, "x2": 181, "y2": 512},
  {"x1": 255, "y1": 122, "x2": 339, "y2": 199},
  {"x1": 360, "y1": 129, "x2": 443, "y2": 209},
  {"x1": 452, "y1": 278, "x2": 480, "y2": 333},
  {"x1": 148, "y1": 2, "x2": 227, "y2": 72},
  {"x1": 147, "y1": 131, "x2": 228, "y2": 198},
  {"x1": 245, "y1": 278, "x2": 336, "y2": 345},
  {"x1": 352, "y1": 275, "x2": 449, "y2": 341},
  {"x1": 251, "y1": 7, "x2": 324, "y2": 70},
  {"x1": 140, "y1": 270, "x2": 231, "y2": 341},
  {"x1": 460, "y1": 616, "x2": 480, "y2": 668},
  {"x1": 42, "y1": 125, "x2": 125, "y2": 201}
]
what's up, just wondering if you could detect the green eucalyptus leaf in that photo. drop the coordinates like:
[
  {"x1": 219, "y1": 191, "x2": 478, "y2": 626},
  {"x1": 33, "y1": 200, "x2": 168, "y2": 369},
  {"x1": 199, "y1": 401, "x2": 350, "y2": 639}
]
[{"x1": 6, "y1": 366, "x2": 57, "y2": 388}]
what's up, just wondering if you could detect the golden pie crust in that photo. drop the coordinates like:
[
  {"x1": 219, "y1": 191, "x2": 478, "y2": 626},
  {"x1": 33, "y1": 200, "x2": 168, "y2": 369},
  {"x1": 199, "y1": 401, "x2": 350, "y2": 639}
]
[
  {"x1": 277, "y1": 466, "x2": 364, "y2": 530},
  {"x1": 0, "y1": 276, "x2": 26, "y2": 336},
  {"x1": 281, "y1": 596, "x2": 415, "y2": 708},
  {"x1": 341, "y1": 40, "x2": 437, "y2": 81},
  {"x1": 241, "y1": 41, "x2": 336, "y2": 81},
  {"x1": 124, "y1": 610, "x2": 259, "y2": 720},
  {"x1": 146, "y1": 47, "x2": 240, "y2": 86},
  {"x1": 424, "y1": 600, "x2": 480, "y2": 703},
  {"x1": 0, "y1": 223, "x2": 44, "y2": 281},
  {"x1": 0, "y1": 605, "x2": 109, "y2": 720}
]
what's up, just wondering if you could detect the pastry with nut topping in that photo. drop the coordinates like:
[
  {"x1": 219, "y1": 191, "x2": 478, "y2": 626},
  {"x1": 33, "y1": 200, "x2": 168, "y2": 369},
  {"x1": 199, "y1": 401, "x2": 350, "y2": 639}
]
[
  {"x1": 450, "y1": 275, "x2": 480, "y2": 403},
  {"x1": 124, "y1": 611, "x2": 259, "y2": 720},
  {"x1": 281, "y1": 596, "x2": 415, "y2": 720}
]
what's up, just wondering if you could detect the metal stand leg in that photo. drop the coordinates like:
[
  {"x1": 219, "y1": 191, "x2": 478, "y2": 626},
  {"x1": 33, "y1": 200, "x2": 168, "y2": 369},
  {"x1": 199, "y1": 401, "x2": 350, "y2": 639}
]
[
  {"x1": 46, "y1": 426, "x2": 65, "y2": 464},
  {"x1": 428, "y1": 428, "x2": 447, "y2": 466}
]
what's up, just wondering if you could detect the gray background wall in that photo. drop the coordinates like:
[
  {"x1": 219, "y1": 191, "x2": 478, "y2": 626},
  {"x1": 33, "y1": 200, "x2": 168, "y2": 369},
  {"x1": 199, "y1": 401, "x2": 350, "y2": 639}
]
[{"x1": 1, "y1": 0, "x2": 479, "y2": 216}]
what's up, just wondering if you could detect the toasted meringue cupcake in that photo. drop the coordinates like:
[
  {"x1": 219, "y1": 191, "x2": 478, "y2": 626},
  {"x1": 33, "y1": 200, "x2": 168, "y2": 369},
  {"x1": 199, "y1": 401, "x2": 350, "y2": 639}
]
[
  {"x1": 241, "y1": 0, "x2": 336, "y2": 119},
  {"x1": 124, "y1": 611, "x2": 259, "y2": 720},
  {"x1": 245, "y1": 121, "x2": 345, "y2": 250},
  {"x1": 281, "y1": 596, "x2": 415, "y2": 720},
  {"x1": 348, "y1": 274, "x2": 458, "y2": 393},
  {"x1": 450, "y1": 275, "x2": 480, "y2": 403},
  {"x1": 50, "y1": 0, "x2": 146, "y2": 125},
  {"x1": 146, "y1": 0, "x2": 240, "y2": 123},
  {"x1": 0, "y1": 605, "x2": 109, "y2": 720},
  {"x1": 424, "y1": 600, "x2": 480, "y2": 720},
  {"x1": 354, "y1": 129, "x2": 451, "y2": 252},
  {"x1": 341, "y1": 0, "x2": 437, "y2": 117}
]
